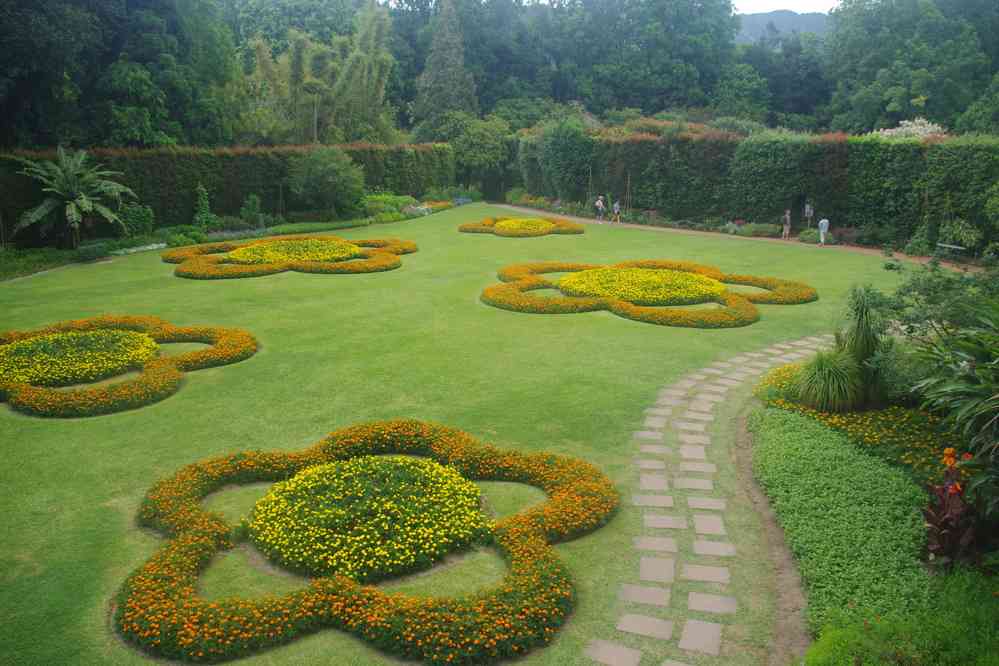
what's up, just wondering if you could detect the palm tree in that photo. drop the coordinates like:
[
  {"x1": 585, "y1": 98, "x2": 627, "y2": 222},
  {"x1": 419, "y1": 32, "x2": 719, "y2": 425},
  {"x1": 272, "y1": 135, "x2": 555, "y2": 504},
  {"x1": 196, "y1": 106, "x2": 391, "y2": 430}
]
[{"x1": 15, "y1": 147, "x2": 137, "y2": 248}]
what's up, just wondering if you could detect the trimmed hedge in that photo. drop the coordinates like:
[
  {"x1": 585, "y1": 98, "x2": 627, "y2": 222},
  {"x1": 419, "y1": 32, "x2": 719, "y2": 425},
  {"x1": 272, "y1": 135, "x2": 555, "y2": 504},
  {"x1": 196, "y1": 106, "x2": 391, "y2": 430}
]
[
  {"x1": 0, "y1": 143, "x2": 455, "y2": 233},
  {"x1": 517, "y1": 130, "x2": 999, "y2": 253}
]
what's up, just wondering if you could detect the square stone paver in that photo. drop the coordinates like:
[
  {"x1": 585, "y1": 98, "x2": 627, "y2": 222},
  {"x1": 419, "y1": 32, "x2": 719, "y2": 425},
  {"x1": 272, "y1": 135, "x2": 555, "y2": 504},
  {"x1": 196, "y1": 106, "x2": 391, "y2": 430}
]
[
  {"x1": 674, "y1": 477, "x2": 714, "y2": 491},
  {"x1": 634, "y1": 430, "x2": 664, "y2": 442},
  {"x1": 716, "y1": 378, "x2": 742, "y2": 387},
  {"x1": 679, "y1": 462, "x2": 717, "y2": 474},
  {"x1": 744, "y1": 351, "x2": 766, "y2": 358},
  {"x1": 693, "y1": 540, "x2": 736, "y2": 557},
  {"x1": 634, "y1": 458, "x2": 666, "y2": 470},
  {"x1": 678, "y1": 619, "x2": 723, "y2": 655},
  {"x1": 640, "y1": 474, "x2": 669, "y2": 491},
  {"x1": 645, "y1": 406, "x2": 672, "y2": 417},
  {"x1": 620, "y1": 583, "x2": 670, "y2": 606},
  {"x1": 702, "y1": 368, "x2": 725, "y2": 375},
  {"x1": 711, "y1": 361, "x2": 734, "y2": 368},
  {"x1": 658, "y1": 389, "x2": 687, "y2": 399},
  {"x1": 585, "y1": 639, "x2": 642, "y2": 666},
  {"x1": 634, "y1": 536, "x2": 678, "y2": 552},
  {"x1": 674, "y1": 379, "x2": 698, "y2": 389},
  {"x1": 693, "y1": 514, "x2": 727, "y2": 536},
  {"x1": 729, "y1": 371, "x2": 755, "y2": 380},
  {"x1": 776, "y1": 354, "x2": 799, "y2": 363},
  {"x1": 644, "y1": 416, "x2": 668, "y2": 429},
  {"x1": 662, "y1": 661, "x2": 694, "y2": 666},
  {"x1": 632, "y1": 494, "x2": 674, "y2": 508},
  {"x1": 639, "y1": 556, "x2": 675, "y2": 583},
  {"x1": 693, "y1": 392, "x2": 725, "y2": 403},
  {"x1": 640, "y1": 444, "x2": 671, "y2": 454},
  {"x1": 678, "y1": 433, "x2": 710, "y2": 446},
  {"x1": 681, "y1": 411, "x2": 713, "y2": 422},
  {"x1": 675, "y1": 421, "x2": 707, "y2": 433},
  {"x1": 700, "y1": 384, "x2": 730, "y2": 395},
  {"x1": 688, "y1": 400, "x2": 715, "y2": 413},
  {"x1": 687, "y1": 496, "x2": 726, "y2": 511},
  {"x1": 617, "y1": 613, "x2": 674, "y2": 640},
  {"x1": 683, "y1": 564, "x2": 730, "y2": 584},
  {"x1": 656, "y1": 397, "x2": 685, "y2": 407},
  {"x1": 644, "y1": 513, "x2": 688, "y2": 529},
  {"x1": 688, "y1": 592, "x2": 738, "y2": 615},
  {"x1": 678, "y1": 445, "x2": 706, "y2": 460}
]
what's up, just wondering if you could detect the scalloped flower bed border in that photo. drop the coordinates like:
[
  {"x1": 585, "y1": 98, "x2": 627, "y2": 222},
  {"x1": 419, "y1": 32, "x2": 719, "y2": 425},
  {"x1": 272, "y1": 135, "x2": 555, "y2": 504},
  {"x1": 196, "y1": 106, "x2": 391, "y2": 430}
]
[
  {"x1": 0, "y1": 315, "x2": 258, "y2": 417},
  {"x1": 161, "y1": 234, "x2": 418, "y2": 280},
  {"x1": 480, "y1": 260, "x2": 818, "y2": 328},
  {"x1": 114, "y1": 419, "x2": 618, "y2": 664},
  {"x1": 458, "y1": 216, "x2": 584, "y2": 237}
]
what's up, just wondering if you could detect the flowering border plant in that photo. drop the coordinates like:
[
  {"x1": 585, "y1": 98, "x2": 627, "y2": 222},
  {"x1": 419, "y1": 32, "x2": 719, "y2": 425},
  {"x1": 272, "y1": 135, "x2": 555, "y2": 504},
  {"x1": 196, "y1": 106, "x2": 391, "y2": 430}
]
[
  {"x1": 114, "y1": 420, "x2": 618, "y2": 663},
  {"x1": 161, "y1": 234, "x2": 418, "y2": 280},
  {"x1": 480, "y1": 260, "x2": 817, "y2": 328},
  {"x1": 458, "y1": 217, "x2": 584, "y2": 238},
  {"x1": 0, "y1": 315, "x2": 257, "y2": 417}
]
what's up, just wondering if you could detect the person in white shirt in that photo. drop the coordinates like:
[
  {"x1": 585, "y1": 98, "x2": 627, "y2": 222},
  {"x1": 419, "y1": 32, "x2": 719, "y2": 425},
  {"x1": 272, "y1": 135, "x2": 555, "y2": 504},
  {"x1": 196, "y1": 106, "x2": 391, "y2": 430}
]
[{"x1": 818, "y1": 218, "x2": 830, "y2": 245}]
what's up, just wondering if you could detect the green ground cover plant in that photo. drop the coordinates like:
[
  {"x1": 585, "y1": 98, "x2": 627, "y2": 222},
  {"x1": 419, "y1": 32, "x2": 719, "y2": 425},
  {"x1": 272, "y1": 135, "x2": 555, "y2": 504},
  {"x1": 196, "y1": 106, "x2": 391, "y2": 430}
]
[{"x1": 0, "y1": 202, "x2": 905, "y2": 665}]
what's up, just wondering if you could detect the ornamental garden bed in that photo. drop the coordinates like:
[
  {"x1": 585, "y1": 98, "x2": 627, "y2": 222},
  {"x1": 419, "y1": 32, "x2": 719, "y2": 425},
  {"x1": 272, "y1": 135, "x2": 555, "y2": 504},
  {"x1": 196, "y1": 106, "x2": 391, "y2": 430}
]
[{"x1": 459, "y1": 216, "x2": 584, "y2": 237}]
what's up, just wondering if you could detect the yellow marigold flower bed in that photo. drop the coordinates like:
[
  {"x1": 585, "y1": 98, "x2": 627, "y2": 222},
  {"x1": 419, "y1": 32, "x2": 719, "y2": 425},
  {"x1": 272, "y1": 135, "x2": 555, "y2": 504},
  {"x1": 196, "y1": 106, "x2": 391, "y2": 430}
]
[
  {"x1": 480, "y1": 260, "x2": 816, "y2": 328},
  {"x1": 250, "y1": 455, "x2": 489, "y2": 581},
  {"x1": 115, "y1": 419, "x2": 618, "y2": 664},
  {"x1": 0, "y1": 315, "x2": 257, "y2": 417},
  {"x1": 458, "y1": 216, "x2": 584, "y2": 237},
  {"x1": 227, "y1": 238, "x2": 363, "y2": 265},
  {"x1": 755, "y1": 364, "x2": 969, "y2": 485},
  {"x1": 559, "y1": 267, "x2": 725, "y2": 306},
  {"x1": 0, "y1": 329, "x2": 158, "y2": 387},
  {"x1": 161, "y1": 234, "x2": 418, "y2": 280}
]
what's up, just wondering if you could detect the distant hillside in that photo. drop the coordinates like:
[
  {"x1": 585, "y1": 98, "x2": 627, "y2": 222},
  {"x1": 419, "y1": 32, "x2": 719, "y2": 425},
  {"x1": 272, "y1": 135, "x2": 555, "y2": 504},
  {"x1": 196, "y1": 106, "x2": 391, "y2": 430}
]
[{"x1": 737, "y1": 10, "x2": 829, "y2": 44}]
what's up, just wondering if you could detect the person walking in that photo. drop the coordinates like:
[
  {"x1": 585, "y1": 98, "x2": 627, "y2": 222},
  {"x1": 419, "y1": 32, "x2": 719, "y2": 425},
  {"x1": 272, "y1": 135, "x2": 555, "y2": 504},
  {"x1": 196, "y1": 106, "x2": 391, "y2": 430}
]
[
  {"x1": 818, "y1": 217, "x2": 830, "y2": 245},
  {"x1": 595, "y1": 195, "x2": 606, "y2": 222},
  {"x1": 804, "y1": 200, "x2": 814, "y2": 227},
  {"x1": 612, "y1": 200, "x2": 622, "y2": 224},
  {"x1": 781, "y1": 209, "x2": 792, "y2": 240}
]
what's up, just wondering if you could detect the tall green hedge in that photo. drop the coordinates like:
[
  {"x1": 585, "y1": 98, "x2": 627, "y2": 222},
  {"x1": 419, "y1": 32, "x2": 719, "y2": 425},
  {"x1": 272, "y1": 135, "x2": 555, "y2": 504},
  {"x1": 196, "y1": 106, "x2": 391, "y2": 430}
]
[
  {"x1": 517, "y1": 130, "x2": 999, "y2": 253},
  {"x1": 0, "y1": 143, "x2": 455, "y2": 232}
]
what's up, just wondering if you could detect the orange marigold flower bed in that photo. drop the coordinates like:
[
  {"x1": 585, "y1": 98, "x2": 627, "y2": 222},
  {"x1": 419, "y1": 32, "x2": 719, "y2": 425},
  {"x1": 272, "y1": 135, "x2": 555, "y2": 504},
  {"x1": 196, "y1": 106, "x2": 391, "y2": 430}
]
[
  {"x1": 459, "y1": 216, "x2": 584, "y2": 237},
  {"x1": 161, "y1": 234, "x2": 418, "y2": 280},
  {"x1": 480, "y1": 260, "x2": 817, "y2": 329},
  {"x1": 114, "y1": 420, "x2": 618, "y2": 664},
  {"x1": 0, "y1": 315, "x2": 257, "y2": 417}
]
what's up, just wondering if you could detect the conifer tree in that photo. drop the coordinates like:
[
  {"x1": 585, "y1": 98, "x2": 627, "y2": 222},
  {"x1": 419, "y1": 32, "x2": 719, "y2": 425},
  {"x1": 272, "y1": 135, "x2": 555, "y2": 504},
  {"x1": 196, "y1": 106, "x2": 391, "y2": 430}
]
[{"x1": 414, "y1": 0, "x2": 478, "y2": 134}]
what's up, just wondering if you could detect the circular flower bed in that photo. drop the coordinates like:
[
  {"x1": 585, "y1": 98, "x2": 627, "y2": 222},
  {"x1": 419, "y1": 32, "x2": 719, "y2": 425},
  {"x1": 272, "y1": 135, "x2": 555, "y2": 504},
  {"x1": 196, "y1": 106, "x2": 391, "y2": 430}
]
[
  {"x1": 559, "y1": 267, "x2": 726, "y2": 306},
  {"x1": 480, "y1": 260, "x2": 817, "y2": 328},
  {"x1": 227, "y1": 238, "x2": 363, "y2": 265},
  {"x1": 459, "y1": 216, "x2": 584, "y2": 237},
  {"x1": 114, "y1": 420, "x2": 618, "y2": 664},
  {"x1": 249, "y1": 455, "x2": 489, "y2": 581},
  {"x1": 0, "y1": 329, "x2": 158, "y2": 386},
  {"x1": 0, "y1": 315, "x2": 257, "y2": 417},
  {"x1": 161, "y1": 234, "x2": 418, "y2": 279}
]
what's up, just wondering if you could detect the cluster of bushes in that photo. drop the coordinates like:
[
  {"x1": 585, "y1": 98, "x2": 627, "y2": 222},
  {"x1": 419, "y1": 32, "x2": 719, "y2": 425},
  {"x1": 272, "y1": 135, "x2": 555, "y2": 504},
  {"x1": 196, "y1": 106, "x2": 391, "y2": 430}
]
[
  {"x1": 515, "y1": 122, "x2": 999, "y2": 257},
  {"x1": 0, "y1": 143, "x2": 456, "y2": 233}
]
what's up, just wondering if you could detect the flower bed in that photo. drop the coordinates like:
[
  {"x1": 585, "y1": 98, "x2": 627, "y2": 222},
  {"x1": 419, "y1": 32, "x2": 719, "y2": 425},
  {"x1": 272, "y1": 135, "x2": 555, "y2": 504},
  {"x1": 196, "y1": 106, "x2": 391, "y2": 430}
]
[
  {"x1": 480, "y1": 260, "x2": 816, "y2": 328},
  {"x1": 0, "y1": 315, "x2": 257, "y2": 417},
  {"x1": 114, "y1": 419, "x2": 618, "y2": 664},
  {"x1": 161, "y1": 234, "x2": 418, "y2": 280},
  {"x1": 458, "y1": 216, "x2": 584, "y2": 237},
  {"x1": 756, "y1": 364, "x2": 969, "y2": 484},
  {"x1": 249, "y1": 455, "x2": 489, "y2": 581}
]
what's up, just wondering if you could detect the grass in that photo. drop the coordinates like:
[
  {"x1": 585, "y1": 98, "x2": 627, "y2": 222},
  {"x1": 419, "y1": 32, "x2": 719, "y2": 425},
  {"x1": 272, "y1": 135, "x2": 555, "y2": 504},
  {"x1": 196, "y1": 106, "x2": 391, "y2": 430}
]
[{"x1": 0, "y1": 202, "x2": 905, "y2": 665}]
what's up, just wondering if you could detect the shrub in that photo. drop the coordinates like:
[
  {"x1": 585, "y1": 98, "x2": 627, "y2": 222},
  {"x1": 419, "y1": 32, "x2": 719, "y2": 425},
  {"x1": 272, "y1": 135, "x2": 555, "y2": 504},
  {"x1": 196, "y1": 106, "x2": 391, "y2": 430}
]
[
  {"x1": 119, "y1": 203, "x2": 155, "y2": 236},
  {"x1": 797, "y1": 228, "x2": 837, "y2": 245},
  {"x1": 423, "y1": 184, "x2": 483, "y2": 202},
  {"x1": 192, "y1": 183, "x2": 220, "y2": 230},
  {"x1": 268, "y1": 220, "x2": 370, "y2": 235},
  {"x1": 286, "y1": 147, "x2": 366, "y2": 218},
  {"x1": 362, "y1": 193, "x2": 418, "y2": 217},
  {"x1": 238, "y1": 193, "x2": 280, "y2": 229},
  {"x1": 75, "y1": 242, "x2": 111, "y2": 262},
  {"x1": 749, "y1": 409, "x2": 930, "y2": 632},
  {"x1": 505, "y1": 187, "x2": 527, "y2": 203},
  {"x1": 839, "y1": 285, "x2": 890, "y2": 404},
  {"x1": 793, "y1": 350, "x2": 863, "y2": 412},
  {"x1": 736, "y1": 222, "x2": 781, "y2": 237}
]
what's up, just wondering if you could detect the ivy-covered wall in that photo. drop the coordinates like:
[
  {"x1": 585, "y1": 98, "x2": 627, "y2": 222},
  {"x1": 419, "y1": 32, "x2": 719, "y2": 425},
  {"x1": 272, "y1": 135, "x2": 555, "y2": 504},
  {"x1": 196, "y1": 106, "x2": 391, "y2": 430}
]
[
  {"x1": 0, "y1": 143, "x2": 455, "y2": 232},
  {"x1": 517, "y1": 129, "x2": 999, "y2": 253}
]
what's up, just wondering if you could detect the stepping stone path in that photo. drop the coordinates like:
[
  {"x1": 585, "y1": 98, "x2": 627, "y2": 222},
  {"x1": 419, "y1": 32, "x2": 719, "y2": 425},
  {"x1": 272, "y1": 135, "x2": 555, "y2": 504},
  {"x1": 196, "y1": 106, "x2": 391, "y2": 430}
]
[{"x1": 586, "y1": 333, "x2": 834, "y2": 665}]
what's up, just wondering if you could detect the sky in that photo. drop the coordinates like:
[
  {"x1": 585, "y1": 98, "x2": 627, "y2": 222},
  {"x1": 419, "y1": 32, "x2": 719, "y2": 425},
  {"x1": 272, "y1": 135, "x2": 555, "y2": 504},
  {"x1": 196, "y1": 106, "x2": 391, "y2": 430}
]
[{"x1": 734, "y1": 0, "x2": 839, "y2": 13}]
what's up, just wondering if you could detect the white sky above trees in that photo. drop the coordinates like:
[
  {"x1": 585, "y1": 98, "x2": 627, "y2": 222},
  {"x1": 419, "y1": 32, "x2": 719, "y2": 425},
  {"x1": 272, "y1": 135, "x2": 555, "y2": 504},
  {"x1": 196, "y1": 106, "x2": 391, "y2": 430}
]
[{"x1": 734, "y1": 0, "x2": 839, "y2": 13}]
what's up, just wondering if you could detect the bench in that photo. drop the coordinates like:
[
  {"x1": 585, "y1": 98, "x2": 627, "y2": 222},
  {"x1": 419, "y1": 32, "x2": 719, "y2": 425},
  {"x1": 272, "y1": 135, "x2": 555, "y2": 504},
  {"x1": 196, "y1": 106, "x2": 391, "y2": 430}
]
[{"x1": 935, "y1": 242, "x2": 966, "y2": 257}]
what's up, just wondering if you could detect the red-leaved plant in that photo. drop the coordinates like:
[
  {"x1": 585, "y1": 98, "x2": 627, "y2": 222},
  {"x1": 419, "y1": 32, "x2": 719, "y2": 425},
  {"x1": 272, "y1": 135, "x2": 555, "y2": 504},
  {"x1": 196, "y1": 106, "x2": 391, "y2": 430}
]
[{"x1": 924, "y1": 448, "x2": 977, "y2": 568}]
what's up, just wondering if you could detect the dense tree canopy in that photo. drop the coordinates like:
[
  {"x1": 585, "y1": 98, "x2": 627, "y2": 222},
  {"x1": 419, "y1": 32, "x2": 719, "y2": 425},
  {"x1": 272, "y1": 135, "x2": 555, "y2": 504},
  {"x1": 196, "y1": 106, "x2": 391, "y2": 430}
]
[{"x1": 2, "y1": 0, "x2": 999, "y2": 150}]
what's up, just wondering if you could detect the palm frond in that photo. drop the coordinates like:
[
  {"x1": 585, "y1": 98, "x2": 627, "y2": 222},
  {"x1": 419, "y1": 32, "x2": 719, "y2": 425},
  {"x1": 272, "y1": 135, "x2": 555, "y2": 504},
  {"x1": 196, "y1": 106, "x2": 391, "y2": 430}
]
[{"x1": 14, "y1": 197, "x2": 61, "y2": 234}]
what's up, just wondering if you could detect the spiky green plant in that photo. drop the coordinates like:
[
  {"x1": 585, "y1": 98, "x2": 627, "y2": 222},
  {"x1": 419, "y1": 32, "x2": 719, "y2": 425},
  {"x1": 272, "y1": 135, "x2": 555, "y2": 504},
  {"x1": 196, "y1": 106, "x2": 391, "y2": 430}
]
[
  {"x1": 794, "y1": 350, "x2": 864, "y2": 413},
  {"x1": 15, "y1": 147, "x2": 136, "y2": 249},
  {"x1": 838, "y1": 285, "x2": 889, "y2": 405}
]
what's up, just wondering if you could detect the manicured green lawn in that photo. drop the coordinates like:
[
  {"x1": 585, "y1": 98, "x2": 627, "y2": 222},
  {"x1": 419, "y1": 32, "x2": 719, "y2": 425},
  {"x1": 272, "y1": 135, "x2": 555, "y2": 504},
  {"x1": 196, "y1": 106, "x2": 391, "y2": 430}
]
[{"x1": 0, "y1": 203, "x2": 903, "y2": 664}]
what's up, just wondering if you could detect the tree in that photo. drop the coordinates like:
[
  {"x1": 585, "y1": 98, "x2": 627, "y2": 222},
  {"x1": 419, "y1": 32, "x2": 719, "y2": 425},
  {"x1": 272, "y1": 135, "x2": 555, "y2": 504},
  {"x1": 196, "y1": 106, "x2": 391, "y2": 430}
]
[
  {"x1": 286, "y1": 147, "x2": 365, "y2": 217},
  {"x1": 414, "y1": 0, "x2": 478, "y2": 135},
  {"x1": 712, "y1": 63, "x2": 771, "y2": 122},
  {"x1": 957, "y1": 73, "x2": 999, "y2": 135},
  {"x1": 451, "y1": 115, "x2": 511, "y2": 187},
  {"x1": 15, "y1": 147, "x2": 136, "y2": 248}
]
